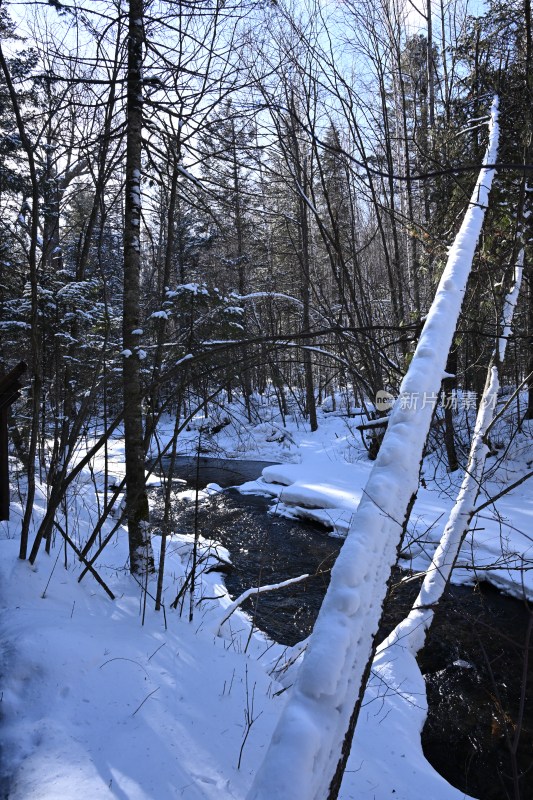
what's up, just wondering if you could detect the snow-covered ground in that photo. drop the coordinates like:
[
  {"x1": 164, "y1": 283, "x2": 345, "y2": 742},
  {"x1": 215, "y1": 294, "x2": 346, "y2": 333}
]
[
  {"x1": 2, "y1": 395, "x2": 531, "y2": 799},
  {"x1": 239, "y1": 443, "x2": 533, "y2": 601},
  {"x1": 175, "y1": 395, "x2": 533, "y2": 601}
]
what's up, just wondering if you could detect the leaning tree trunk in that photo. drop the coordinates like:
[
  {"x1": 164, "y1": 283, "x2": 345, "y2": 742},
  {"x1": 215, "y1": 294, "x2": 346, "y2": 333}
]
[
  {"x1": 247, "y1": 97, "x2": 500, "y2": 800},
  {"x1": 381, "y1": 227, "x2": 524, "y2": 660},
  {"x1": 123, "y1": 0, "x2": 154, "y2": 576}
]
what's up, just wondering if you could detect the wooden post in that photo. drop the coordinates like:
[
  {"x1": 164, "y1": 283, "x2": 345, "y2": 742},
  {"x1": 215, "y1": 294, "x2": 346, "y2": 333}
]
[{"x1": 0, "y1": 362, "x2": 27, "y2": 521}]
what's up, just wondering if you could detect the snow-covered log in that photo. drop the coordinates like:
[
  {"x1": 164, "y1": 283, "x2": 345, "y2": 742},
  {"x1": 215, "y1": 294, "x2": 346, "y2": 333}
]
[
  {"x1": 247, "y1": 96, "x2": 500, "y2": 800},
  {"x1": 381, "y1": 230, "x2": 524, "y2": 658}
]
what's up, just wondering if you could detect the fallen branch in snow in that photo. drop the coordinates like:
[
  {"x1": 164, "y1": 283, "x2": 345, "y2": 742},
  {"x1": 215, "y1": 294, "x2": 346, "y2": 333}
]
[
  {"x1": 100, "y1": 657, "x2": 149, "y2": 677},
  {"x1": 216, "y1": 574, "x2": 310, "y2": 635},
  {"x1": 54, "y1": 521, "x2": 115, "y2": 600},
  {"x1": 79, "y1": 477, "x2": 127, "y2": 559},
  {"x1": 170, "y1": 546, "x2": 232, "y2": 612},
  {"x1": 131, "y1": 687, "x2": 159, "y2": 717},
  {"x1": 78, "y1": 517, "x2": 123, "y2": 584},
  {"x1": 264, "y1": 422, "x2": 296, "y2": 445},
  {"x1": 355, "y1": 417, "x2": 390, "y2": 431},
  {"x1": 28, "y1": 412, "x2": 124, "y2": 565}
]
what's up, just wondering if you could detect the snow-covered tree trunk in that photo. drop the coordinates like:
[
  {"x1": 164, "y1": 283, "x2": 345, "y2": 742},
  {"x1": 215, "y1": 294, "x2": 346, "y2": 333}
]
[
  {"x1": 381, "y1": 229, "x2": 525, "y2": 658},
  {"x1": 123, "y1": 0, "x2": 154, "y2": 576},
  {"x1": 247, "y1": 97, "x2": 500, "y2": 800}
]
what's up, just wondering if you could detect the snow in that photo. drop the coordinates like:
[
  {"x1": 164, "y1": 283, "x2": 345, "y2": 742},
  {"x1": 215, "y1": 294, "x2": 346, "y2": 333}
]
[
  {"x1": 166, "y1": 283, "x2": 209, "y2": 298},
  {"x1": 1, "y1": 499, "x2": 276, "y2": 800},
  {"x1": 201, "y1": 340, "x2": 240, "y2": 346},
  {"x1": 0, "y1": 449, "x2": 476, "y2": 800},
  {"x1": 130, "y1": 170, "x2": 141, "y2": 207},
  {"x1": 2, "y1": 380, "x2": 531, "y2": 799},
  {"x1": 176, "y1": 164, "x2": 203, "y2": 189},
  {"x1": 176, "y1": 353, "x2": 193, "y2": 366},
  {"x1": 0, "y1": 321, "x2": 30, "y2": 329},
  {"x1": 236, "y1": 291, "x2": 305, "y2": 306},
  {"x1": 239, "y1": 460, "x2": 364, "y2": 533},
  {"x1": 2, "y1": 89, "x2": 530, "y2": 792},
  {"x1": 236, "y1": 430, "x2": 533, "y2": 601}
]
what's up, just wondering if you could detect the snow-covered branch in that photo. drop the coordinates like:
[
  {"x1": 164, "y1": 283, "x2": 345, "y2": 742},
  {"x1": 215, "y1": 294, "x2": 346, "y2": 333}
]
[
  {"x1": 216, "y1": 574, "x2": 310, "y2": 635},
  {"x1": 234, "y1": 291, "x2": 332, "y2": 327}
]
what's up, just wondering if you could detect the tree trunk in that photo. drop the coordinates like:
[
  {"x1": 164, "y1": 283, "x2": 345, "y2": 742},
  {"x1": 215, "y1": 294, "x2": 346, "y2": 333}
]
[
  {"x1": 288, "y1": 102, "x2": 318, "y2": 432},
  {"x1": 123, "y1": 0, "x2": 154, "y2": 576},
  {"x1": 247, "y1": 97, "x2": 500, "y2": 800},
  {"x1": 524, "y1": 0, "x2": 533, "y2": 418},
  {"x1": 231, "y1": 119, "x2": 253, "y2": 419},
  {"x1": 0, "y1": 43, "x2": 42, "y2": 561},
  {"x1": 381, "y1": 237, "x2": 524, "y2": 660},
  {"x1": 443, "y1": 347, "x2": 458, "y2": 471},
  {"x1": 300, "y1": 172, "x2": 318, "y2": 433}
]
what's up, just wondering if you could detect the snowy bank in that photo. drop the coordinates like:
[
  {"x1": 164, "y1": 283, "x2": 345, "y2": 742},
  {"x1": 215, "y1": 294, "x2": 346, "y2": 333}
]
[{"x1": 1, "y1": 459, "x2": 475, "y2": 800}]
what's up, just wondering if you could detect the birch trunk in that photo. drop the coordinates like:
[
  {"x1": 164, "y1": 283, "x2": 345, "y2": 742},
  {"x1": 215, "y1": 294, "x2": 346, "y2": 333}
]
[
  {"x1": 247, "y1": 96, "x2": 500, "y2": 800},
  {"x1": 382, "y1": 230, "x2": 525, "y2": 658}
]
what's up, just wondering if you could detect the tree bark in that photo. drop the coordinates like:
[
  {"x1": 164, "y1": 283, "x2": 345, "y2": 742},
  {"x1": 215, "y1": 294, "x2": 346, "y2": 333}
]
[
  {"x1": 524, "y1": 0, "x2": 533, "y2": 418},
  {"x1": 0, "y1": 42, "x2": 42, "y2": 561},
  {"x1": 443, "y1": 347, "x2": 458, "y2": 471},
  {"x1": 123, "y1": 0, "x2": 154, "y2": 575},
  {"x1": 288, "y1": 97, "x2": 318, "y2": 432}
]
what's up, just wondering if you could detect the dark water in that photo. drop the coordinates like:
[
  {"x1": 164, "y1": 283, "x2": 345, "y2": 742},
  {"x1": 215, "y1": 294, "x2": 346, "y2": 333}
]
[
  {"x1": 155, "y1": 456, "x2": 340, "y2": 642},
  {"x1": 156, "y1": 457, "x2": 533, "y2": 800},
  {"x1": 160, "y1": 456, "x2": 280, "y2": 489}
]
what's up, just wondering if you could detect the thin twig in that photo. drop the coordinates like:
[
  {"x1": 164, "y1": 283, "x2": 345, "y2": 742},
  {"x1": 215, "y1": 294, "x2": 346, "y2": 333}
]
[{"x1": 131, "y1": 687, "x2": 159, "y2": 717}]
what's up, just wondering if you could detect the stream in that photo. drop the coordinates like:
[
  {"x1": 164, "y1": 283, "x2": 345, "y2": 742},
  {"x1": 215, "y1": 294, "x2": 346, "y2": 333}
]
[{"x1": 154, "y1": 456, "x2": 533, "y2": 800}]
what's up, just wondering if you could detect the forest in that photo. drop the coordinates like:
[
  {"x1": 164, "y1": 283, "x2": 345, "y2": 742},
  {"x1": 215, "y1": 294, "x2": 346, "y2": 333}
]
[{"x1": 0, "y1": 0, "x2": 532, "y2": 798}]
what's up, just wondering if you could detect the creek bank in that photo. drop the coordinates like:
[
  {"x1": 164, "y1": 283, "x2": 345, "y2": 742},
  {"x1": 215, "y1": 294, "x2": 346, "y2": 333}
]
[{"x1": 153, "y1": 456, "x2": 533, "y2": 800}]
